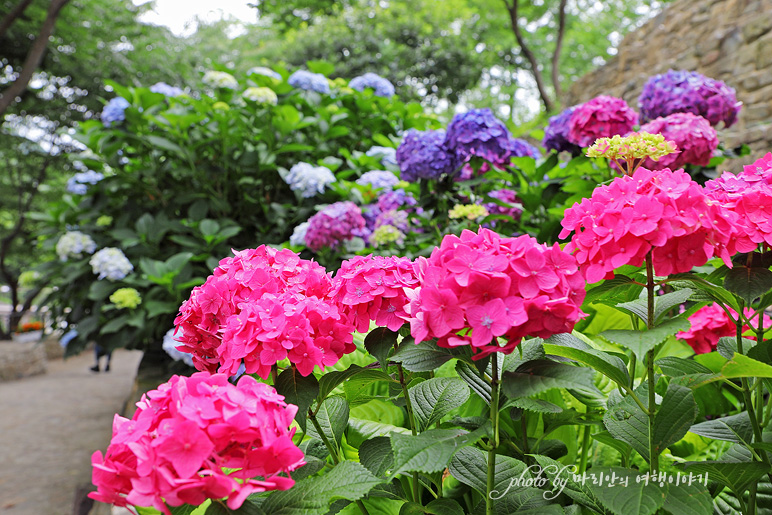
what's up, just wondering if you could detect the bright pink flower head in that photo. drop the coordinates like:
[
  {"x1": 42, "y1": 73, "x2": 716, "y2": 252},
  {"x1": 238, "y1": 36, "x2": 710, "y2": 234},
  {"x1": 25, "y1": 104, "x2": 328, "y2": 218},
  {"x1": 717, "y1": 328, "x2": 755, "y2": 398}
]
[
  {"x1": 330, "y1": 255, "x2": 420, "y2": 333},
  {"x1": 89, "y1": 373, "x2": 304, "y2": 514},
  {"x1": 640, "y1": 113, "x2": 718, "y2": 169},
  {"x1": 567, "y1": 95, "x2": 639, "y2": 148},
  {"x1": 407, "y1": 228, "x2": 586, "y2": 358},
  {"x1": 174, "y1": 246, "x2": 355, "y2": 377},
  {"x1": 560, "y1": 167, "x2": 752, "y2": 283},
  {"x1": 677, "y1": 303, "x2": 772, "y2": 354}
]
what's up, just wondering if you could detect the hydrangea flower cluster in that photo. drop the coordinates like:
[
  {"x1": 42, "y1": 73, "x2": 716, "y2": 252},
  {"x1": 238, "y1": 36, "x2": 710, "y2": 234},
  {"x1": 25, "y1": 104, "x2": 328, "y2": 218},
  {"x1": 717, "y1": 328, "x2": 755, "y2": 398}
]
[
  {"x1": 288, "y1": 70, "x2": 330, "y2": 94},
  {"x1": 66, "y1": 170, "x2": 105, "y2": 194},
  {"x1": 356, "y1": 170, "x2": 399, "y2": 190},
  {"x1": 374, "y1": 209, "x2": 409, "y2": 233},
  {"x1": 89, "y1": 372, "x2": 304, "y2": 513},
  {"x1": 449, "y1": 204, "x2": 490, "y2": 221},
  {"x1": 56, "y1": 231, "x2": 97, "y2": 261},
  {"x1": 109, "y1": 288, "x2": 142, "y2": 309},
  {"x1": 162, "y1": 328, "x2": 195, "y2": 367},
  {"x1": 101, "y1": 97, "x2": 130, "y2": 127},
  {"x1": 149, "y1": 82, "x2": 183, "y2": 97},
  {"x1": 639, "y1": 69, "x2": 742, "y2": 127},
  {"x1": 543, "y1": 105, "x2": 581, "y2": 154},
  {"x1": 704, "y1": 153, "x2": 772, "y2": 247},
  {"x1": 331, "y1": 255, "x2": 419, "y2": 332},
  {"x1": 305, "y1": 201, "x2": 367, "y2": 252},
  {"x1": 567, "y1": 95, "x2": 639, "y2": 148},
  {"x1": 445, "y1": 108, "x2": 513, "y2": 168},
  {"x1": 677, "y1": 303, "x2": 772, "y2": 354},
  {"x1": 485, "y1": 189, "x2": 523, "y2": 222},
  {"x1": 349, "y1": 72, "x2": 396, "y2": 97},
  {"x1": 242, "y1": 87, "x2": 278, "y2": 105},
  {"x1": 586, "y1": 132, "x2": 678, "y2": 175},
  {"x1": 289, "y1": 222, "x2": 310, "y2": 247},
  {"x1": 203, "y1": 71, "x2": 238, "y2": 90},
  {"x1": 365, "y1": 146, "x2": 397, "y2": 167},
  {"x1": 174, "y1": 246, "x2": 355, "y2": 377},
  {"x1": 90, "y1": 248, "x2": 134, "y2": 281},
  {"x1": 247, "y1": 67, "x2": 282, "y2": 81},
  {"x1": 377, "y1": 189, "x2": 418, "y2": 212},
  {"x1": 369, "y1": 225, "x2": 406, "y2": 247},
  {"x1": 560, "y1": 167, "x2": 754, "y2": 283},
  {"x1": 408, "y1": 228, "x2": 585, "y2": 358},
  {"x1": 284, "y1": 162, "x2": 336, "y2": 198},
  {"x1": 639, "y1": 113, "x2": 718, "y2": 170},
  {"x1": 396, "y1": 129, "x2": 459, "y2": 182},
  {"x1": 508, "y1": 138, "x2": 542, "y2": 159}
]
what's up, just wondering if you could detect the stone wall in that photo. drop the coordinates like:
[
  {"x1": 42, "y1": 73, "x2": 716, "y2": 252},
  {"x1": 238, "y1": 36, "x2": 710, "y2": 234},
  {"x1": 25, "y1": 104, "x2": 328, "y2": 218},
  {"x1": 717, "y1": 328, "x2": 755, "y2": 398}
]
[{"x1": 563, "y1": 0, "x2": 772, "y2": 170}]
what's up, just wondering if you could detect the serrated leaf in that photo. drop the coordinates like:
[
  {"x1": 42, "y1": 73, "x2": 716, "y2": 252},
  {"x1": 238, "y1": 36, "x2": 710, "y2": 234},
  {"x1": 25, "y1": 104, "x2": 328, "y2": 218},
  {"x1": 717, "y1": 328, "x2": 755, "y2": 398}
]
[
  {"x1": 409, "y1": 377, "x2": 470, "y2": 430},
  {"x1": 204, "y1": 498, "x2": 264, "y2": 514},
  {"x1": 543, "y1": 341, "x2": 629, "y2": 388},
  {"x1": 748, "y1": 340, "x2": 772, "y2": 365},
  {"x1": 456, "y1": 361, "x2": 491, "y2": 404},
  {"x1": 359, "y1": 437, "x2": 394, "y2": 477},
  {"x1": 592, "y1": 430, "x2": 632, "y2": 458},
  {"x1": 717, "y1": 336, "x2": 757, "y2": 360},
  {"x1": 656, "y1": 356, "x2": 714, "y2": 377},
  {"x1": 506, "y1": 397, "x2": 563, "y2": 413},
  {"x1": 307, "y1": 396, "x2": 348, "y2": 448},
  {"x1": 364, "y1": 327, "x2": 397, "y2": 369},
  {"x1": 348, "y1": 417, "x2": 410, "y2": 441},
  {"x1": 389, "y1": 426, "x2": 487, "y2": 477},
  {"x1": 292, "y1": 456, "x2": 325, "y2": 481},
  {"x1": 343, "y1": 369, "x2": 396, "y2": 406},
  {"x1": 274, "y1": 367, "x2": 319, "y2": 433},
  {"x1": 501, "y1": 359, "x2": 600, "y2": 399},
  {"x1": 682, "y1": 461, "x2": 769, "y2": 496},
  {"x1": 530, "y1": 455, "x2": 609, "y2": 514},
  {"x1": 586, "y1": 467, "x2": 666, "y2": 515},
  {"x1": 724, "y1": 266, "x2": 772, "y2": 304},
  {"x1": 653, "y1": 289, "x2": 694, "y2": 323},
  {"x1": 391, "y1": 339, "x2": 453, "y2": 372},
  {"x1": 583, "y1": 274, "x2": 642, "y2": 304},
  {"x1": 661, "y1": 482, "x2": 713, "y2": 515},
  {"x1": 601, "y1": 317, "x2": 689, "y2": 361},
  {"x1": 502, "y1": 337, "x2": 545, "y2": 372},
  {"x1": 723, "y1": 352, "x2": 772, "y2": 379},
  {"x1": 399, "y1": 499, "x2": 465, "y2": 515},
  {"x1": 689, "y1": 412, "x2": 754, "y2": 445},
  {"x1": 318, "y1": 365, "x2": 393, "y2": 403}
]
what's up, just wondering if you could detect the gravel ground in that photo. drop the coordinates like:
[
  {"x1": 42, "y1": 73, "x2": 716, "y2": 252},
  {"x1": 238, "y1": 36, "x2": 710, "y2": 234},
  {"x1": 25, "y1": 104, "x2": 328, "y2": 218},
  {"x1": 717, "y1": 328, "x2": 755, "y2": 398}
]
[{"x1": 0, "y1": 348, "x2": 143, "y2": 515}]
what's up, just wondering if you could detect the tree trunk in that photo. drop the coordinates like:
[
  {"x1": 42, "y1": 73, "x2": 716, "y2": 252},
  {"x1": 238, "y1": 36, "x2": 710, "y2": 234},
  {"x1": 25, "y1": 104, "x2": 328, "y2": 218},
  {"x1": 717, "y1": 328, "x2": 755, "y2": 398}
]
[
  {"x1": 551, "y1": 0, "x2": 567, "y2": 102},
  {"x1": 0, "y1": 0, "x2": 34, "y2": 40}
]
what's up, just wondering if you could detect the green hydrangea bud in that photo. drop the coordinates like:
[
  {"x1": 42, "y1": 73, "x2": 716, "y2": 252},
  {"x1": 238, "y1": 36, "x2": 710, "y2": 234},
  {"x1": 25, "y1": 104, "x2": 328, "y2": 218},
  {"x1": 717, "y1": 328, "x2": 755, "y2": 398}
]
[
  {"x1": 109, "y1": 287, "x2": 142, "y2": 309},
  {"x1": 586, "y1": 132, "x2": 678, "y2": 175},
  {"x1": 448, "y1": 204, "x2": 490, "y2": 221}
]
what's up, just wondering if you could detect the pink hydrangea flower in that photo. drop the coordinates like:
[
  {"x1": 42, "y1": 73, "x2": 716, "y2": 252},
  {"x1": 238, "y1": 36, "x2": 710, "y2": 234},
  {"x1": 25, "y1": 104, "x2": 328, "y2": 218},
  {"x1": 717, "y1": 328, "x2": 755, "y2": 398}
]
[
  {"x1": 677, "y1": 303, "x2": 772, "y2": 354},
  {"x1": 89, "y1": 373, "x2": 304, "y2": 514},
  {"x1": 640, "y1": 113, "x2": 718, "y2": 169},
  {"x1": 560, "y1": 167, "x2": 754, "y2": 283},
  {"x1": 304, "y1": 201, "x2": 368, "y2": 252},
  {"x1": 407, "y1": 228, "x2": 586, "y2": 358},
  {"x1": 174, "y1": 246, "x2": 355, "y2": 377},
  {"x1": 567, "y1": 95, "x2": 639, "y2": 148}
]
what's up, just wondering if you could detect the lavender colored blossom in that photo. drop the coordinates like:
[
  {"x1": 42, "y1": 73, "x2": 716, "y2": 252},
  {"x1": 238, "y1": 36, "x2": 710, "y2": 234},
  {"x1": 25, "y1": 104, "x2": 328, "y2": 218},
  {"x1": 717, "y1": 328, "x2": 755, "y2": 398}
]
[
  {"x1": 284, "y1": 162, "x2": 336, "y2": 198},
  {"x1": 444, "y1": 108, "x2": 512, "y2": 167},
  {"x1": 639, "y1": 69, "x2": 742, "y2": 127},
  {"x1": 374, "y1": 209, "x2": 409, "y2": 233},
  {"x1": 377, "y1": 189, "x2": 417, "y2": 212},
  {"x1": 289, "y1": 222, "x2": 309, "y2": 247},
  {"x1": 396, "y1": 129, "x2": 459, "y2": 181},
  {"x1": 149, "y1": 82, "x2": 183, "y2": 97},
  {"x1": 542, "y1": 106, "x2": 581, "y2": 154},
  {"x1": 349, "y1": 73, "x2": 395, "y2": 97},
  {"x1": 366, "y1": 146, "x2": 398, "y2": 167},
  {"x1": 288, "y1": 70, "x2": 330, "y2": 94},
  {"x1": 356, "y1": 170, "x2": 399, "y2": 190},
  {"x1": 305, "y1": 201, "x2": 367, "y2": 252},
  {"x1": 508, "y1": 138, "x2": 542, "y2": 159},
  {"x1": 100, "y1": 97, "x2": 130, "y2": 127}
]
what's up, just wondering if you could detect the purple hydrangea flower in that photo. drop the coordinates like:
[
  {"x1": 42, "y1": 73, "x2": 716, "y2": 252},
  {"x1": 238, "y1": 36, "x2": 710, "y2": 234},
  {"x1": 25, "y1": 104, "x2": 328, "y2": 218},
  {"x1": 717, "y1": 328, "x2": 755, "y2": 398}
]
[
  {"x1": 377, "y1": 189, "x2": 417, "y2": 212},
  {"x1": 374, "y1": 209, "x2": 409, "y2": 233},
  {"x1": 639, "y1": 70, "x2": 741, "y2": 127},
  {"x1": 356, "y1": 170, "x2": 399, "y2": 190},
  {"x1": 567, "y1": 96, "x2": 638, "y2": 148},
  {"x1": 349, "y1": 73, "x2": 395, "y2": 97},
  {"x1": 543, "y1": 106, "x2": 581, "y2": 154},
  {"x1": 305, "y1": 201, "x2": 367, "y2": 251},
  {"x1": 288, "y1": 70, "x2": 330, "y2": 94},
  {"x1": 396, "y1": 129, "x2": 459, "y2": 182},
  {"x1": 100, "y1": 97, "x2": 130, "y2": 127},
  {"x1": 508, "y1": 138, "x2": 542, "y2": 159},
  {"x1": 444, "y1": 108, "x2": 512, "y2": 167},
  {"x1": 149, "y1": 82, "x2": 183, "y2": 97}
]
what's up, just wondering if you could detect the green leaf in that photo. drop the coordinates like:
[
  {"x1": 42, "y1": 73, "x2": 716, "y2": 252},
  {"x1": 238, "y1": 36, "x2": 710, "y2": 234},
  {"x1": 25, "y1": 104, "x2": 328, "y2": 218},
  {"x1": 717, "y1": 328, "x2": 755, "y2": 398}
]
[
  {"x1": 88, "y1": 280, "x2": 116, "y2": 301},
  {"x1": 689, "y1": 412, "x2": 754, "y2": 445},
  {"x1": 364, "y1": 327, "x2": 397, "y2": 369},
  {"x1": 391, "y1": 339, "x2": 452, "y2": 372},
  {"x1": 530, "y1": 455, "x2": 608, "y2": 514},
  {"x1": 100, "y1": 316, "x2": 129, "y2": 335},
  {"x1": 307, "y1": 396, "x2": 349, "y2": 448},
  {"x1": 456, "y1": 361, "x2": 491, "y2": 404},
  {"x1": 317, "y1": 364, "x2": 392, "y2": 403},
  {"x1": 274, "y1": 367, "x2": 319, "y2": 432},
  {"x1": 199, "y1": 219, "x2": 220, "y2": 237},
  {"x1": 261, "y1": 461, "x2": 382, "y2": 515},
  {"x1": 292, "y1": 456, "x2": 325, "y2": 481},
  {"x1": 582, "y1": 274, "x2": 642, "y2": 304},
  {"x1": 506, "y1": 397, "x2": 563, "y2": 413},
  {"x1": 585, "y1": 467, "x2": 666, "y2": 515},
  {"x1": 343, "y1": 369, "x2": 397, "y2": 406},
  {"x1": 723, "y1": 352, "x2": 772, "y2": 379},
  {"x1": 601, "y1": 317, "x2": 689, "y2": 361},
  {"x1": 724, "y1": 265, "x2": 772, "y2": 304},
  {"x1": 661, "y1": 482, "x2": 713, "y2": 515},
  {"x1": 501, "y1": 359, "x2": 600, "y2": 399},
  {"x1": 592, "y1": 430, "x2": 632, "y2": 458},
  {"x1": 408, "y1": 377, "x2": 470, "y2": 431},
  {"x1": 748, "y1": 340, "x2": 772, "y2": 365},
  {"x1": 146, "y1": 135, "x2": 186, "y2": 156},
  {"x1": 543, "y1": 342, "x2": 629, "y2": 388},
  {"x1": 348, "y1": 417, "x2": 410, "y2": 441},
  {"x1": 359, "y1": 437, "x2": 394, "y2": 477},
  {"x1": 656, "y1": 356, "x2": 714, "y2": 377},
  {"x1": 399, "y1": 499, "x2": 465, "y2": 515},
  {"x1": 682, "y1": 461, "x2": 769, "y2": 496},
  {"x1": 389, "y1": 427, "x2": 487, "y2": 477}
]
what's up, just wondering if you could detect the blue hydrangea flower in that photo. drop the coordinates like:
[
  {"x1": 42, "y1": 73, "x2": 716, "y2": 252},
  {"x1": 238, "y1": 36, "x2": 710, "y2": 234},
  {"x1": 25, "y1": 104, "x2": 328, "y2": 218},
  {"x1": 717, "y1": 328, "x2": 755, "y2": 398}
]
[
  {"x1": 356, "y1": 170, "x2": 399, "y2": 190},
  {"x1": 542, "y1": 106, "x2": 581, "y2": 155},
  {"x1": 289, "y1": 222, "x2": 310, "y2": 247},
  {"x1": 396, "y1": 129, "x2": 459, "y2": 182},
  {"x1": 149, "y1": 82, "x2": 183, "y2": 97},
  {"x1": 66, "y1": 171, "x2": 104, "y2": 194},
  {"x1": 349, "y1": 73, "x2": 395, "y2": 97},
  {"x1": 56, "y1": 231, "x2": 97, "y2": 261},
  {"x1": 162, "y1": 328, "x2": 195, "y2": 367},
  {"x1": 100, "y1": 97, "x2": 130, "y2": 127},
  {"x1": 508, "y1": 138, "x2": 542, "y2": 159},
  {"x1": 288, "y1": 70, "x2": 330, "y2": 94},
  {"x1": 365, "y1": 146, "x2": 398, "y2": 167},
  {"x1": 444, "y1": 108, "x2": 512, "y2": 166},
  {"x1": 284, "y1": 162, "x2": 336, "y2": 197},
  {"x1": 247, "y1": 66, "x2": 282, "y2": 81},
  {"x1": 60, "y1": 329, "x2": 78, "y2": 348},
  {"x1": 89, "y1": 247, "x2": 134, "y2": 281}
]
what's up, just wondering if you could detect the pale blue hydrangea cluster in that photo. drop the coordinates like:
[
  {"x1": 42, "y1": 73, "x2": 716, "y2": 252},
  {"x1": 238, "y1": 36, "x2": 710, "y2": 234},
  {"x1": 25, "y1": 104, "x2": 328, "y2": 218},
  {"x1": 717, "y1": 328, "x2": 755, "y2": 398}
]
[
  {"x1": 288, "y1": 70, "x2": 330, "y2": 94},
  {"x1": 89, "y1": 247, "x2": 134, "y2": 281},
  {"x1": 289, "y1": 222, "x2": 310, "y2": 247},
  {"x1": 162, "y1": 328, "x2": 195, "y2": 367},
  {"x1": 365, "y1": 146, "x2": 398, "y2": 167},
  {"x1": 100, "y1": 97, "x2": 130, "y2": 127},
  {"x1": 285, "y1": 162, "x2": 336, "y2": 197},
  {"x1": 149, "y1": 82, "x2": 183, "y2": 97},
  {"x1": 247, "y1": 67, "x2": 282, "y2": 81},
  {"x1": 356, "y1": 170, "x2": 399, "y2": 190},
  {"x1": 66, "y1": 170, "x2": 104, "y2": 195},
  {"x1": 59, "y1": 329, "x2": 78, "y2": 348},
  {"x1": 242, "y1": 87, "x2": 278, "y2": 105},
  {"x1": 203, "y1": 70, "x2": 238, "y2": 89},
  {"x1": 56, "y1": 231, "x2": 97, "y2": 261},
  {"x1": 349, "y1": 73, "x2": 395, "y2": 97}
]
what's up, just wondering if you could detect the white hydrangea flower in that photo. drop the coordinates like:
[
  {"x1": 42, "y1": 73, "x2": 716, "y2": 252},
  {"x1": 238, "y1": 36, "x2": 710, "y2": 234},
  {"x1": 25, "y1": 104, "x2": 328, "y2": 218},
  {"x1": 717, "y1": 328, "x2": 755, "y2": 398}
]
[
  {"x1": 56, "y1": 231, "x2": 97, "y2": 261},
  {"x1": 242, "y1": 87, "x2": 278, "y2": 105},
  {"x1": 203, "y1": 70, "x2": 238, "y2": 90},
  {"x1": 89, "y1": 247, "x2": 134, "y2": 281},
  {"x1": 284, "y1": 162, "x2": 336, "y2": 198},
  {"x1": 289, "y1": 222, "x2": 310, "y2": 246},
  {"x1": 162, "y1": 328, "x2": 195, "y2": 367},
  {"x1": 247, "y1": 67, "x2": 282, "y2": 81}
]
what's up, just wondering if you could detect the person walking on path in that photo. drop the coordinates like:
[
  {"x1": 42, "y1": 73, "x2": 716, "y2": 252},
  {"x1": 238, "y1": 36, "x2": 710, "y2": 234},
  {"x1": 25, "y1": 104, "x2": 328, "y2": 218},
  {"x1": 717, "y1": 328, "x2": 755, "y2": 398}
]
[{"x1": 90, "y1": 344, "x2": 112, "y2": 373}]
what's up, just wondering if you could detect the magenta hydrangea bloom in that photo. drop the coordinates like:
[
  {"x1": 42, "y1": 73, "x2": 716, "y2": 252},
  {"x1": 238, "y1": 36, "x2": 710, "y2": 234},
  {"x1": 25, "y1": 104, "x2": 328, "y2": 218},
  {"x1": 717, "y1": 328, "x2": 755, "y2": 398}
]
[
  {"x1": 567, "y1": 96, "x2": 639, "y2": 148},
  {"x1": 89, "y1": 372, "x2": 304, "y2": 514},
  {"x1": 444, "y1": 108, "x2": 513, "y2": 168},
  {"x1": 305, "y1": 201, "x2": 368, "y2": 252},
  {"x1": 407, "y1": 228, "x2": 585, "y2": 358},
  {"x1": 677, "y1": 303, "x2": 772, "y2": 354},
  {"x1": 543, "y1": 105, "x2": 581, "y2": 154},
  {"x1": 331, "y1": 255, "x2": 419, "y2": 333},
  {"x1": 174, "y1": 246, "x2": 355, "y2": 377},
  {"x1": 560, "y1": 167, "x2": 754, "y2": 283},
  {"x1": 396, "y1": 129, "x2": 459, "y2": 182},
  {"x1": 640, "y1": 113, "x2": 718, "y2": 169},
  {"x1": 639, "y1": 69, "x2": 742, "y2": 127}
]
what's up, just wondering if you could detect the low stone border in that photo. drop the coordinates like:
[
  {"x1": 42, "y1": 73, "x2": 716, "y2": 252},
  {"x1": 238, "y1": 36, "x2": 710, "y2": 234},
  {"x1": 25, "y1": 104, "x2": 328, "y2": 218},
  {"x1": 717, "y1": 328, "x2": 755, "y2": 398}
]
[{"x1": 0, "y1": 340, "x2": 46, "y2": 382}]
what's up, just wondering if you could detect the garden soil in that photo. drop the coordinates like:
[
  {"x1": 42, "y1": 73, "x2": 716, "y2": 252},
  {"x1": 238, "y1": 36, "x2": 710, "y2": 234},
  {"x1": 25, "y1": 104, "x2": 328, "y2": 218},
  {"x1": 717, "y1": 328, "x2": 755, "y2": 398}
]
[{"x1": 0, "y1": 347, "x2": 143, "y2": 515}]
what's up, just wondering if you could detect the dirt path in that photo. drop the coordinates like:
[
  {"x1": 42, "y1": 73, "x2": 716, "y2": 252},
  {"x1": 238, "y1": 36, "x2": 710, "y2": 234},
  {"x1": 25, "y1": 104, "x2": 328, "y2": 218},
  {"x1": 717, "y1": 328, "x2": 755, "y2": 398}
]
[{"x1": 0, "y1": 348, "x2": 143, "y2": 515}]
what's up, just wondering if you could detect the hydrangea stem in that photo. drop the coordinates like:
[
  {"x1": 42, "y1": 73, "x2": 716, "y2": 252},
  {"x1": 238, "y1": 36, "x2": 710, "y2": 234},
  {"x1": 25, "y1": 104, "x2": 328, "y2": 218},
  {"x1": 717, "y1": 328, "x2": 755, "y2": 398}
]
[
  {"x1": 486, "y1": 356, "x2": 501, "y2": 515},
  {"x1": 645, "y1": 252, "x2": 659, "y2": 475},
  {"x1": 397, "y1": 361, "x2": 420, "y2": 503}
]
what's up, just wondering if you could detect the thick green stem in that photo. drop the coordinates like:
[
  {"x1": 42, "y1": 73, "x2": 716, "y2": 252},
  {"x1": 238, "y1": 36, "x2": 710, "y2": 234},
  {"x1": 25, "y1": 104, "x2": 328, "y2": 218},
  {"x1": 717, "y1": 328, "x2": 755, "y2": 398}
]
[
  {"x1": 309, "y1": 408, "x2": 340, "y2": 464},
  {"x1": 397, "y1": 362, "x2": 420, "y2": 503},
  {"x1": 628, "y1": 353, "x2": 637, "y2": 388},
  {"x1": 486, "y1": 356, "x2": 501, "y2": 515},
  {"x1": 578, "y1": 414, "x2": 592, "y2": 473},
  {"x1": 645, "y1": 252, "x2": 659, "y2": 475}
]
